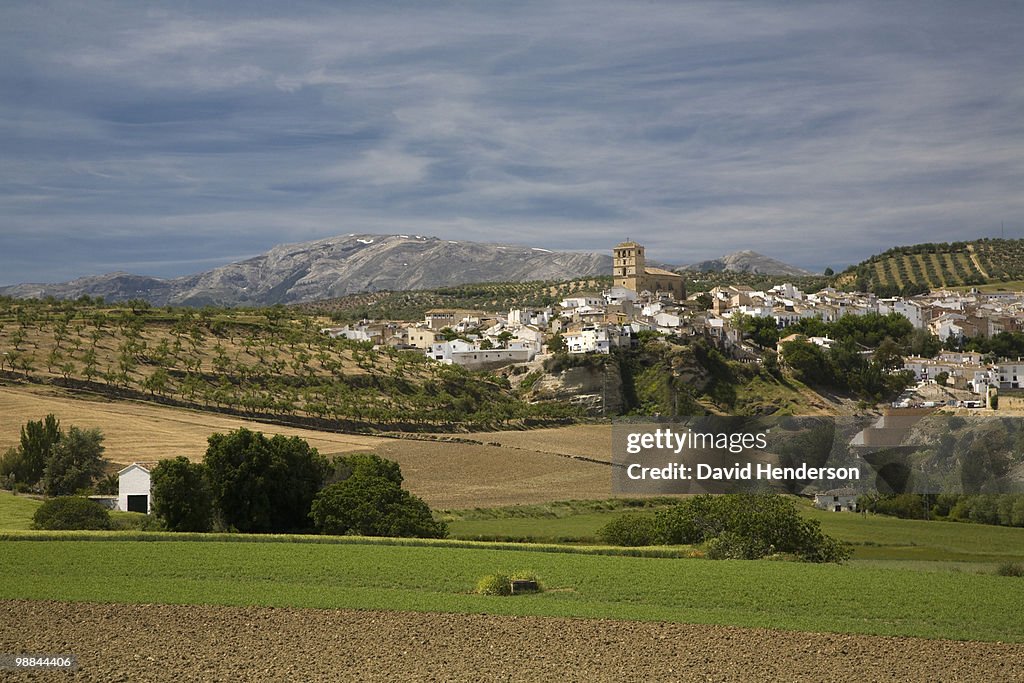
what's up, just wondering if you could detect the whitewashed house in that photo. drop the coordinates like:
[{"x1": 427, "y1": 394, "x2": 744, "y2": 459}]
[
  {"x1": 560, "y1": 295, "x2": 604, "y2": 309},
  {"x1": 813, "y1": 488, "x2": 858, "y2": 512},
  {"x1": 118, "y1": 462, "x2": 155, "y2": 514}
]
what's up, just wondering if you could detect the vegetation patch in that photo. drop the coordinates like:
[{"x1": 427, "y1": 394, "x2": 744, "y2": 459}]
[
  {"x1": 32, "y1": 496, "x2": 111, "y2": 530},
  {"x1": 996, "y1": 562, "x2": 1024, "y2": 577}
]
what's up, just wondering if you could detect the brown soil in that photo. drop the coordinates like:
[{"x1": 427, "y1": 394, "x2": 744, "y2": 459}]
[{"x1": 2, "y1": 601, "x2": 1022, "y2": 682}]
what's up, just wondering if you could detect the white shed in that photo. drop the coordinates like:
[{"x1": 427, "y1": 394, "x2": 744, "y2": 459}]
[{"x1": 118, "y1": 463, "x2": 155, "y2": 514}]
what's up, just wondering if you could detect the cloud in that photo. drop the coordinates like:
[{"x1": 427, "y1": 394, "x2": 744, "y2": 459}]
[{"x1": 1, "y1": 1, "x2": 1023, "y2": 284}]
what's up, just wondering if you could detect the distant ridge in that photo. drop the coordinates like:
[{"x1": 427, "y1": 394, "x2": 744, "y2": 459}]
[
  {"x1": 681, "y1": 250, "x2": 813, "y2": 276},
  {"x1": 0, "y1": 234, "x2": 611, "y2": 306}
]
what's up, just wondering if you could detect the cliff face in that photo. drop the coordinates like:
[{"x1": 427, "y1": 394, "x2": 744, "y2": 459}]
[
  {"x1": 1, "y1": 234, "x2": 612, "y2": 306},
  {"x1": 529, "y1": 363, "x2": 623, "y2": 416}
]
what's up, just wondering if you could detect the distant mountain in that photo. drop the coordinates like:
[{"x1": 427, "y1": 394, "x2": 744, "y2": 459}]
[
  {"x1": 0, "y1": 234, "x2": 612, "y2": 306},
  {"x1": 682, "y1": 250, "x2": 814, "y2": 276}
]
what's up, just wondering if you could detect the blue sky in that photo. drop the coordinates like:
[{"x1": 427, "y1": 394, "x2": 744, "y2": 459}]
[{"x1": 2, "y1": 1, "x2": 1023, "y2": 285}]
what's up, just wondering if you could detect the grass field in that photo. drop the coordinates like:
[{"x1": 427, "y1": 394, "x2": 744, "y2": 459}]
[
  {"x1": 0, "y1": 492, "x2": 41, "y2": 530},
  {"x1": 1, "y1": 538, "x2": 1022, "y2": 642},
  {"x1": 443, "y1": 498, "x2": 1024, "y2": 566},
  {"x1": 8, "y1": 490, "x2": 1023, "y2": 565}
]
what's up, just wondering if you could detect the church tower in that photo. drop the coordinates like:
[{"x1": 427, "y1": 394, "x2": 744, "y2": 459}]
[{"x1": 613, "y1": 241, "x2": 645, "y2": 291}]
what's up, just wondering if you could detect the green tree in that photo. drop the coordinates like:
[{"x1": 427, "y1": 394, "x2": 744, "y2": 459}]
[
  {"x1": 0, "y1": 414, "x2": 63, "y2": 488},
  {"x1": 329, "y1": 453, "x2": 403, "y2": 485},
  {"x1": 151, "y1": 457, "x2": 214, "y2": 532},
  {"x1": 204, "y1": 428, "x2": 330, "y2": 533},
  {"x1": 873, "y1": 336, "x2": 904, "y2": 371},
  {"x1": 310, "y1": 475, "x2": 446, "y2": 538},
  {"x1": 42, "y1": 426, "x2": 106, "y2": 496},
  {"x1": 142, "y1": 367, "x2": 170, "y2": 396},
  {"x1": 781, "y1": 340, "x2": 834, "y2": 386}
]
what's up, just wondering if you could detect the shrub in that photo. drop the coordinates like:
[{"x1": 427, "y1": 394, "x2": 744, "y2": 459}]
[
  {"x1": 476, "y1": 573, "x2": 512, "y2": 596},
  {"x1": 32, "y1": 497, "x2": 111, "y2": 530},
  {"x1": 996, "y1": 562, "x2": 1024, "y2": 577},
  {"x1": 655, "y1": 494, "x2": 851, "y2": 563},
  {"x1": 109, "y1": 512, "x2": 165, "y2": 531},
  {"x1": 597, "y1": 513, "x2": 661, "y2": 546}
]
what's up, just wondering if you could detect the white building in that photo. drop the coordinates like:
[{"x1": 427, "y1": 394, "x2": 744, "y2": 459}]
[
  {"x1": 508, "y1": 307, "x2": 551, "y2": 327},
  {"x1": 564, "y1": 325, "x2": 631, "y2": 354},
  {"x1": 427, "y1": 340, "x2": 534, "y2": 369},
  {"x1": 996, "y1": 361, "x2": 1024, "y2": 390},
  {"x1": 560, "y1": 296, "x2": 604, "y2": 309},
  {"x1": 929, "y1": 313, "x2": 966, "y2": 340},
  {"x1": 879, "y1": 299, "x2": 925, "y2": 329},
  {"x1": 813, "y1": 488, "x2": 858, "y2": 512},
  {"x1": 117, "y1": 462, "x2": 154, "y2": 514}
]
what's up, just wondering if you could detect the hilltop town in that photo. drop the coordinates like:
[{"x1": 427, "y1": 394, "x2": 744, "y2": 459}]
[{"x1": 320, "y1": 240, "x2": 1024, "y2": 411}]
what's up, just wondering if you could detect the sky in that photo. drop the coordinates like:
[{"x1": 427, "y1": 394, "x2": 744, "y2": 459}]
[{"x1": 2, "y1": 1, "x2": 1023, "y2": 285}]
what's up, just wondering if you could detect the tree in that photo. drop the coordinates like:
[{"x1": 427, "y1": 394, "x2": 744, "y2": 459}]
[
  {"x1": 151, "y1": 457, "x2": 214, "y2": 532},
  {"x1": 781, "y1": 340, "x2": 834, "y2": 386},
  {"x1": 204, "y1": 428, "x2": 330, "y2": 533},
  {"x1": 42, "y1": 426, "x2": 105, "y2": 496},
  {"x1": 0, "y1": 414, "x2": 62, "y2": 487},
  {"x1": 311, "y1": 474, "x2": 446, "y2": 538},
  {"x1": 329, "y1": 453, "x2": 403, "y2": 485},
  {"x1": 873, "y1": 336, "x2": 904, "y2": 371},
  {"x1": 142, "y1": 367, "x2": 170, "y2": 396}
]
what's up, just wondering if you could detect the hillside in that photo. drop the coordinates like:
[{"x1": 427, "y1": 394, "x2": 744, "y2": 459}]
[
  {"x1": 0, "y1": 234, "x2": 612, "y2": 307},
  {"x1": 840, "y1": 239, "x2": 1024, "y2": 295},
  {"x1": 0, "y1": 297, "x2": 578, "y2": 432}
]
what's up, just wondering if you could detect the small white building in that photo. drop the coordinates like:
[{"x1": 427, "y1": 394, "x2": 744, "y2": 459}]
[
  {"x1": 813, "y1": 488, "x2": 858, "y2": 512},
  {"x1": 118, "y1": 462, "x2": 155, "y2": 514}
]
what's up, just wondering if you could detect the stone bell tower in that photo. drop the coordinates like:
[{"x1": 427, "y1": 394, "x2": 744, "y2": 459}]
[{"x1": 613, "y1": 240, "x2": 645, "y2": 291}]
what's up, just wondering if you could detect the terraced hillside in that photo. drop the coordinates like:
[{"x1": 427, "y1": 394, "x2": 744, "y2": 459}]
[
  {"x1": 0, "y1": 297, "x2": 577, "y2": 432},
  {"x1": 841, "y1": 239, "x2": 1024, "y2": 295}
]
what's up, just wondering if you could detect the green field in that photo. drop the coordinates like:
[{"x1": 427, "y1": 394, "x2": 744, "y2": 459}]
[
  {"x1": 445, "y1": 498, "x2": 1024, "y2": 566},
  {"x1": 0, "y1": 491, "x2": 41, "y2": 530},
  {"x1": 8, "y1": 491, "x2": 1024, "y2": 565},
  {"x1": 2, "y1": 538, "x2": 1023, "y2": 642}
]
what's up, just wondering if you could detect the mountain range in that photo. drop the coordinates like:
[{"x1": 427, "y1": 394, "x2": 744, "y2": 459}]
[{"x1": 0, "y1": 234, "x2": 811, "y2": 306}]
